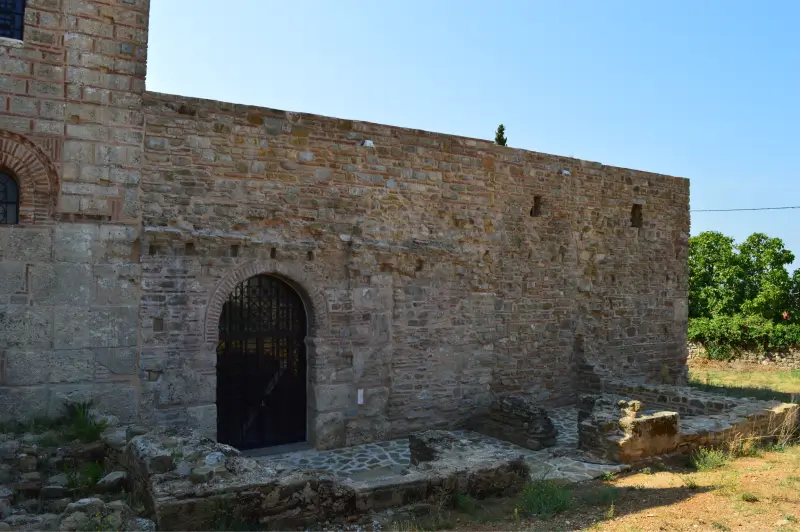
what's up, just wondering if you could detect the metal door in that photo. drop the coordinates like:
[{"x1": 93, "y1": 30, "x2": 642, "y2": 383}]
[{"x1": 216, "y1": 274, "x2": 307, "y2": 449}]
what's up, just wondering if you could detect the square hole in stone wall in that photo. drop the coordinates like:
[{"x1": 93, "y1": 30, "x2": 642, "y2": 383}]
[
  {"x1": 530, "y1": 196, "x2": 542, "y2": 217},
  {"x1": 153, "y1": 318, "x2": 164, "y2": 332},
  {"x1": 631, "y1": 204, "x2": 643, "y2": 228}
]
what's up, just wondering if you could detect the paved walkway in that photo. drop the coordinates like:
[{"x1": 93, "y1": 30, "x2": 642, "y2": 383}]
[{"x1": 256, "y1": 406, "x2": 628, "y2": 483}]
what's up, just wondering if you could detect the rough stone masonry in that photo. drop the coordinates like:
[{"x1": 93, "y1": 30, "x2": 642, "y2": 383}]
[{"x1": 0, "y1": 0, "x2": 690, "y2": 450}]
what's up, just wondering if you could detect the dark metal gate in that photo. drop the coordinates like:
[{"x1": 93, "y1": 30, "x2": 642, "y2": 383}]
[{"x1": 216, "y1": 274, "x2": 307, "y2": 450}]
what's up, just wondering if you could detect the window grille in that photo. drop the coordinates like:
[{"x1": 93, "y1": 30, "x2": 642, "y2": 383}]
[
  {"x1": 0, "y1": 0, "x2": 25, "y2": 41},
  {"x1": 0, "y1": 172, "x2": 20, "y2": 225}
]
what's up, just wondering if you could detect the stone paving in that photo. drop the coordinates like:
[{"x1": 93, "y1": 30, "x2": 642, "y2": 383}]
[{"x1": 257, "y1": 406, "x2": 629, "y2": 483}]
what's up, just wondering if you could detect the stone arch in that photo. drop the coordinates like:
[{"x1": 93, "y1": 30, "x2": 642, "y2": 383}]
[
  {"x1": 0, "y1": 129, "x2": 58, "y2": 224},
  {"x1": 204, "y1": 260, "x2": 328, "y2": 344}
]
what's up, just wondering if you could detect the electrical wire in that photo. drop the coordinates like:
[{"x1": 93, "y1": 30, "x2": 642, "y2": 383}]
[{"x1": 691, "y1": 206, "x2": 800, "y2": 213}]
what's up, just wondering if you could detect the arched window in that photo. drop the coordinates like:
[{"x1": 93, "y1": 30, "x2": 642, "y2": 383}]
[
  {"x1": 0, "y1": 0, "x2": 26, "y2": 41},
  {"x1": 0, "y1": 171, "x2": 19, "y2": 225}
]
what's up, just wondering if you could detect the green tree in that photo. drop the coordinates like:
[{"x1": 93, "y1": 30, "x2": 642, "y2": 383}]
[
  {"x1": 494, "y1": 124, "x2": 507, "y2": 146},
  {"x1": 688, "y1": 231, "x2": 796, "y2": 321},
  {"x1": 736, "y1": 233, "x2": 795, "y2": 320},
  {"x1": 688, "y1": 231, "x2": 741, "y2": 318}
]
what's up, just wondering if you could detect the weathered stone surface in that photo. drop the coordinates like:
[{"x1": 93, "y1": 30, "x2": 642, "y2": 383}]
[
  {"x1": 125, "y1": 427, "x2": 530, "y2": 530},
  {"x1": 466, "y1": 394, "x2": 558, "y2": 451},
  {"x1": 95, "y1": 471, "x2": 128, "y2": 492}
]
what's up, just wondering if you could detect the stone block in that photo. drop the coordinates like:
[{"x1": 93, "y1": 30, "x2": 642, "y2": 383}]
[
  {"x1": 1, "y1": 228, "x2": 52, "y2": 261},
  {"x1": 31, "y1": 263, "x2": 93, "y2": 305},
  {"x1": 54, "y1": 224, "x2": 99, "y2": 262},
  {"x1": 314, "y1": 411, "x2": 346, "y2": 450},
  {"x1": 0, "y1": 306, "x2": 53, "y2": 349},
  {"x1": 54, "y1": 306, "x2": 138, "y2": 349},
  {"x1": 48, "y1": 384, "x2": 138, "y2": 423},
  {"x1": 50, "y1": 349, "x2": 95, "y2": 383},
  {"x1": 0, "y1": 386, "x2": 49, "y2": 423},
  {"x1": 96, "y1": 276, "x2": 137, "y2": 305},
  {"x1": 95, "y1": 347, "x2": 137, "y2": 376},
  {"x1": 0, "y1": 262, "x2": 25, "y2": 296},
  {"x1": 311, "y1": 384, "x2": 352, "y2": 412},
  {"x1": 2, "y1": 350, "x2": 52, "y2": 386},
  {"x1": 143, "y1": 367, "x2": 215, "y2": 406},
  {"x1": 187, "y1": 404, "x2": 217, "y2": 439}
]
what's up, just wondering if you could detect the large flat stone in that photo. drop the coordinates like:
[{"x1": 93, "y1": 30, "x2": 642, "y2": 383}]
[
  {"x1": 54, "y1": 306, "x2": 138, "y2": 349},
  {"x1": 0, "y1": 386, "x2": 49, "y2": 423},
  {"x1": 0, "y1": 262, "x2": 25, "y2": 296},
  {"x1": 0, "y1": 228, "x2": 52, "y2": 262},
  {"x1": 0, "y1": 306, "x2": 53, "y2": 349},
  {"x1": 53, "y1": 224, "x2": 99, "y2": 263},
  {"x1": 31, "y1": 263, "x2": 93, "y2": 305}
]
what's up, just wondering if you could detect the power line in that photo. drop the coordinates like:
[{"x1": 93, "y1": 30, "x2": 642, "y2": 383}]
[{"x1": 691, "y1": 205, "x2": 800, "y2": 213}]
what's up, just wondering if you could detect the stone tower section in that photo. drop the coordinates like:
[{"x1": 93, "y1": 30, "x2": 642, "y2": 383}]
[{"x1": 0, "y1": 0, "x2": 149, "y2": 423}]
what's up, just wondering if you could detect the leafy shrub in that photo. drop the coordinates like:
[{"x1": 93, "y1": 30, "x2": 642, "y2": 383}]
[
  {"x1": 690, "y1": 447, "x2": 728, "y2": 471},
  {"x1": 688, "y1": 315, "x2": 800, "y2": 359},
  {"x1": 62, "y1": 402, "x2": 107, "y2": 443}
]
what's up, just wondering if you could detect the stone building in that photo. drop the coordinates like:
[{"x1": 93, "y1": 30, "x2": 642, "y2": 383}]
[{"x1": 0, "y1": 0, "x2": 690, "y2": 451}]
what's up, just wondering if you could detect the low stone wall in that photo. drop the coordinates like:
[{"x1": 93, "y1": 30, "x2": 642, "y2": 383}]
[
  {"x1": 464, "y1": 395, "x2": 558, "y2": 451},
  {"x1": 127, "y1": 428, "x2": 530, "y2": 531},
  {"x1": 585, "y1": 376, "x2": 754, "y2": 416},
  {"x1": 577, "y1": 392, "x2": 799, "y2": 464},
  {"x1": 688, "y1": 342, "x2": 800, "y2": 369}
]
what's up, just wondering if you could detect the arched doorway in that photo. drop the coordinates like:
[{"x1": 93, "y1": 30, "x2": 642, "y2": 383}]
[{"x1": 216, "y1": 274, "x2": 307, "y2": 450}]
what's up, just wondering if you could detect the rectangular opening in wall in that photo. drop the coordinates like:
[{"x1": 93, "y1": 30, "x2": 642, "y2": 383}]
[
  {"x1": 184, "y1": 242, "x2": 195, "y2": 255},
  {"x1": 531, "y1": 196, "x2": 542, "y2": 217},
  {"x1": 631, "y1": 204, "x2": 643, "y2": 228},
  {"x1": 153, "y1": 318, "x2": 164, "y2": 332},
  {"x1": 148, "y1": 244, "x2": 159, "y2": 256},
  {"x1": 307, "y1": 250, "x2": 314, "y2": 261},
  {"x1": 270, "y1": 247, "x2": 277, "y2": 259},
  {"x1": 230, "y1": 245, "x2": 239, "y2": 257}
]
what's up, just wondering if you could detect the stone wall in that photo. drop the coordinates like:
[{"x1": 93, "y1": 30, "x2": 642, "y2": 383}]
[
  {"x1": 1, "y1": 0, "x2": 691, "y2": 449},
  {"x1": 688, "y1": 342, "x2": 800, "y2": 369},
  {"x1": 138, "y1": 91, "x2": 689, "y2": 447},
  {"x1": 0, "y1": 0, "x2": 149, "y2": 423}
]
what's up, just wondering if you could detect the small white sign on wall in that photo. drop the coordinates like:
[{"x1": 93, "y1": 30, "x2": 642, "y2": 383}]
[{"x1": 357, "y1": 389, "x2": 364, "y2": 405}]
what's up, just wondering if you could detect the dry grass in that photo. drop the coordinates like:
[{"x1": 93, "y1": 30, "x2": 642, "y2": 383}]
[
  {"x1": 688, "y1": 358, "x2": 800, "y2": 400},
  {"x1": 392, "y1": 445, "x2": 800, "y2": 532}
]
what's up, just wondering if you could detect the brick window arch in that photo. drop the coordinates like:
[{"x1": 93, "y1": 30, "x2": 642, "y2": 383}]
[
  {"x1": 0, "y1": 171, "x2": 19, "y2": 224},
  {"x1": 0, "y1": 129, "x2": 58, "y2": 224},
  {"x1": 0, "y1": 0, "x2": 26, "y2": 41}
]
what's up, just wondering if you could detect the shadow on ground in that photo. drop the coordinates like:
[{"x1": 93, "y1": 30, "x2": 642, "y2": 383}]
[{"x1": 688, "y1": 380, "x2": 799, "y2": 403}]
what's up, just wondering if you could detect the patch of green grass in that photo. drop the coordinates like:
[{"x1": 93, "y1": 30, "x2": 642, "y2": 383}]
[
  {"x1": 601, "y1": 471, "x2": 618, "y2": 481},
  {"x1": 711, "y1": 522, "x2": 731, "y2": 531},
  {"x1": 2, "y1": 401, "x2": 107, "y2": 446},
  {"x1": 639, "y1": 467, "x2": 653, "y2": 475},
  {"x1": 517, "y1": 478, "x2": 573, "y2": 519},
  {"x1": 605, "y1": 502, "x2": 616, "y2": 520},
  {"x1": 65, "y1": 461, "x2": 106, "y2": 496},
  {"x1": 740, "y1": 491, "x2": 759, "y2": 503},
  {"x1": 62, "y1": 402, "x2": 107, "y2": 443},
  {"x1": 691, "y1": 447, "x2": 729, "y2": 471},
  {"x1": 688, "y1": 366, "x2": 800, "y2": 403},
  {"x1": 785, "y1": 515, "x2": 798, "y2": 523},
  {"x1": 680, "y1": 475, "x2": 700, "y2": 490}
]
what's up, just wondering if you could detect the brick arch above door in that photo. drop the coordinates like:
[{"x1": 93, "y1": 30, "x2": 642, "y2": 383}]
[{"x1": 0, "y1": 129, "x2": 58, "y2": 224}]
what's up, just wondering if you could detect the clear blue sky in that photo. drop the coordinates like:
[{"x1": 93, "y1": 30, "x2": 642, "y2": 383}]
[{"x1": 147, "y1": 0, "x2": 800, "y2": 270}]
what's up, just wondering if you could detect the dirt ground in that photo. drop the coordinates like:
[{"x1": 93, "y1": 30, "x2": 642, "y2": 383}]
[
  {"x1": 390, "y1": 361, "x2": 800, "y2": 532},
  {"x1": 395, "y1": 445, "x2": 800, "y2": 532}
]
